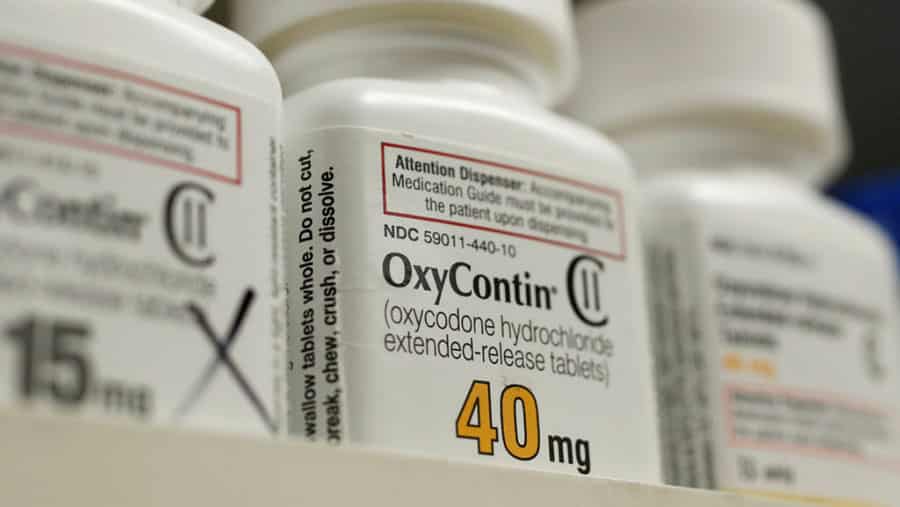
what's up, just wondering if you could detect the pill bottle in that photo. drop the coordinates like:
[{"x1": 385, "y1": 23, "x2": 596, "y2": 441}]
[
  {"x1": 0, "y1": 0, "x2": 284, "y2": 436},
  {"x1": 562, "y1": 0, "x2": 900, "y2": 503},
  {"x1": 232, "y1": 0, "x2": 661, "y2": 479}
]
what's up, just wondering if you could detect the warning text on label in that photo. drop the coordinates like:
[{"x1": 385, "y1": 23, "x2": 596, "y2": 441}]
[
  {"x1": 0, "y1": 41, "x2": 241, "y2": 185},
  {"x1": 381, "y1": 143, "x2": 626, "y2": 259}
]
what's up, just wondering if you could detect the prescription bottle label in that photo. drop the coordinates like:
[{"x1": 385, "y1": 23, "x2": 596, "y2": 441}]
[
  {"x1": 284, "y1": 127, "x2": 660, "y2": 479},
  {"x1": 0, "y1": 39, "x2": 283, "y2": 435},
  {"x1": 647, "y1": 212, "x2": 900, "y2": 506}
]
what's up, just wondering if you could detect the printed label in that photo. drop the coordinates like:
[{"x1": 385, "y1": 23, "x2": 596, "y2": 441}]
[
  {"x1": 284, "y1": 127, "x2": 660, "y2": 480},
  {"x1": 382, "y1": 143, "x2": 626, "y2": 258},
  {"x1": 0, "y1": 39, "x2": 283, "y2": 435},
  {"x1": 647, "y1": 209, "x2": 900, "y2": 506}
]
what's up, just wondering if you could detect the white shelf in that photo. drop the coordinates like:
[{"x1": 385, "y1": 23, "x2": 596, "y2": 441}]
[{"x1": 0, "y1": 409, "x2": 791, "y2": 507}]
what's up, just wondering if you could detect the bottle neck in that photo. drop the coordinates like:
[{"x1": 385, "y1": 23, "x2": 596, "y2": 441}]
[
  {"x1": 263, "y1": 22, "x2": 550, "y2": 104},
  {"x1": 610, "y1": 121, "x2": 833, "y2": 187}
]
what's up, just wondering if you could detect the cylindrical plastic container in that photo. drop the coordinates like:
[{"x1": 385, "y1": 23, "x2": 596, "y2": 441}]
[
  {"x1": 0, "y1": 0, "x2": 284, "y2": 435},
  {"x1": 563, "y1": 0, "x2": 900, "y2": 503},
  {"x1": 232, "y1": 0, "x2": 662, "y2": 480}
]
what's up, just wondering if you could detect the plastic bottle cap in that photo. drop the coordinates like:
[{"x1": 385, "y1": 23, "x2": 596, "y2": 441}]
[
  {"x1": 230, "y1": 0, "x2": 577, "y2": 104},
  {"x1": 174, "y1": 0, "x2": 214, "y2": 14},
  {"x1": 562, "y1": 0, "x2": 849, "y2": 185}
]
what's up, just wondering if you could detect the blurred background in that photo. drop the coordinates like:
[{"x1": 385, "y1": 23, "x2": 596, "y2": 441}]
[
  {"x1": 814, "y1": 0, "x2": 900, "y2": 188},
  {"x1": 780, "y1": 0, "x2": 900, "y2": 252}
]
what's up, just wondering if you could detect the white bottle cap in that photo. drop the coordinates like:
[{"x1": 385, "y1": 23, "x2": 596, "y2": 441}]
[
  {"x1": 562, "y1": 0, "x2": 849, "y2": 186},
  {"x1": 230, "y1": 0, "x2": 577, "y2": 105}
]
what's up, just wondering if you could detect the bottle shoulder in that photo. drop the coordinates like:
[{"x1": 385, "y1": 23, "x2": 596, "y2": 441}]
[
  {"x1": 284, "y1": 78, "x2": 632, "y2": 178},
  {"x1": 641, "y1": 173, "x2": 896, "y2": 260},
  {"x1": 3, "y1": 0, "x2": 282, "y2": 103}
]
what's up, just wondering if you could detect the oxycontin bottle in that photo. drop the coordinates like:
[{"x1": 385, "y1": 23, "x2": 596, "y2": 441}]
[
  {"x1": 0, "y1": 0, "x2": 284, "y2": 435},
  {"x1": 563, "y1": 0, "x2": 900, "y2": 504},
  {"x1": 232, "y1": 0, "x2": 661, "y2": 478}
]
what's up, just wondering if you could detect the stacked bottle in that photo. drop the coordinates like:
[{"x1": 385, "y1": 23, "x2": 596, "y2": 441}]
[
  {"x1": 563, "y1": 0, "x2": 900, "y2": 504},
  {"x1": 0, "y1": 0, "x2": 285, "y2": 435},
  {"x1": 232, "y1": 0, "x2": 662, "y2": 479}
]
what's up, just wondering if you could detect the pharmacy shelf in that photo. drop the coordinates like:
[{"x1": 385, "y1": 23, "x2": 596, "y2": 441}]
[{"x1": 0, "y1": 409, "x2": 791, "y2": 507}]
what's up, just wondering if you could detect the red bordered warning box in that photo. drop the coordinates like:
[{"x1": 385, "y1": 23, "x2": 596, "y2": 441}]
[
  {"x1": 0, "y1": 41, "x2": 243, "y2": 186},
  {"x1": 381, "y1": 142, "x2": 627, "y2": 260}
]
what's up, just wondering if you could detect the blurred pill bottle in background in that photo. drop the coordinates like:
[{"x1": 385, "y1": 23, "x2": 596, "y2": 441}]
[
  {"x1": 0, "y1": 0, "x2": 285, "y2": 436},
  {"x1": 563, "y1": 0, "x2": 900, "y2": 504},
  {"x1": 231, "y1": 0, "x2": 661, "y2": 480}
]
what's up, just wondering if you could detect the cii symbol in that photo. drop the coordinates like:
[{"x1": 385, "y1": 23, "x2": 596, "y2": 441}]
[
  {"x1": 165, "y1": 182, "x2": 216, "y2": 267},
  {"x1": 566, "y1": 255, "x2": 610, "y2": 327}
]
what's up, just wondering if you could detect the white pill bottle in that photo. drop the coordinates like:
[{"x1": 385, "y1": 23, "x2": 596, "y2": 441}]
[
  {"x1": 564, "y1": 0, "x2": 900, "y2": 504},
  {"x1": 233, "y1": 0, "x2": 661, "y2": 479},
  {"x1": 0, "y1": 0, "x2": 284, "y2": 436}
]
